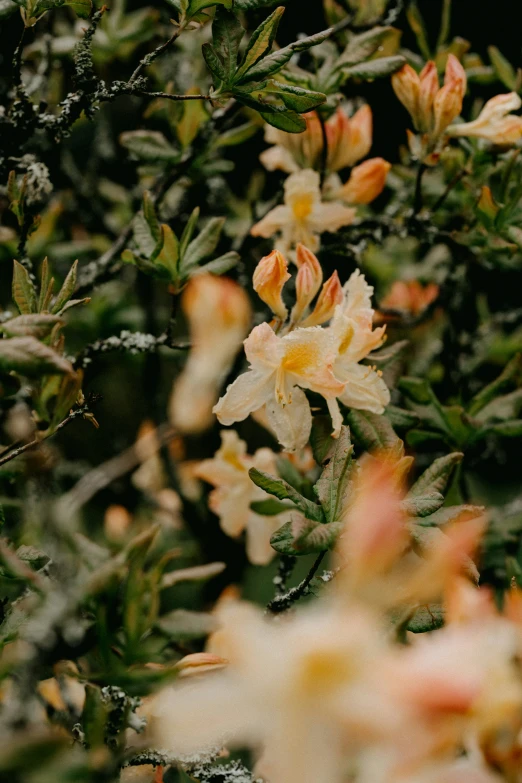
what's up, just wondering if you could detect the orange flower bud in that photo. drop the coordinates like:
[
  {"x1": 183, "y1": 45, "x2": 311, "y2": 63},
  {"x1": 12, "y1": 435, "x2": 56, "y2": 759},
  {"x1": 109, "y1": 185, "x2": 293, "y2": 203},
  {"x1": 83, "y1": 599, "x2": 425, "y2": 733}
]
[
  {"x1": 326, "y1": 105, "x2": 373, "y2": 171},
  {"x1": 340, "y1": 157, "x2": 391, "y2": 205},
  {"x1": 300, "y1": 270, "x2": 343, "y2": 327},
  {"x1": 392, "y1": 63, "x2": 421, "y2": 127},
  {"x1": 418, "y1": 61, "x2": 439, "y2": 133},
  {"x1": 290, "y1": 244, "x2": 324, "y2": 323},
  {"x1": 432, "y1": 54, "x2": 466, "y2": 139},
  {"x1": 253, "y1": 249, "x2": 291, "y2": 320},
  {"x1": 104, "y1": 504, "x2": 132, "y2": 542}
]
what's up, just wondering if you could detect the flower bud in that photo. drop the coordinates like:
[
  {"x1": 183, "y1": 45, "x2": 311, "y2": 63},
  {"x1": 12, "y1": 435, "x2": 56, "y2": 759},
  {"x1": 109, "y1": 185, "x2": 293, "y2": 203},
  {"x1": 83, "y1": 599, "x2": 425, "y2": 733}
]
[
  {"x1": 380, "y1": 280, "x2": 439, "y2": 317},
  {"x1": 253, "y1": 249, "x2": 291, "y2": 320},
  {"x1": 418, "y1": 61, "x2": 439, "y2": 133},
  {"x1": 432, "y1": 54, "x2": 466, "y2": 139},
  {"x1": 392, "y1": 64, "x2": 421, "y2": 128},
  {"x1": 300, "y1": 270, "x2": 343, "y2": 327},
  {"x1": 174, "y1": 652, "x2": 228, "y2": 678},
  {"x1": 340, "y1": 157, "x2": 391, "y2": 205},
  {"x1": 447, "y1": 92, "x2": 522, "y2": 146},
  {"x1": 291, "y1": 244, "x2": 323, "y2": 323},
  {"x1": 326, "y1": 105, "x2": 373, "y2": 171},
  {"x1": 104, "y1": 504, "x2": 132, "y2": 542}
]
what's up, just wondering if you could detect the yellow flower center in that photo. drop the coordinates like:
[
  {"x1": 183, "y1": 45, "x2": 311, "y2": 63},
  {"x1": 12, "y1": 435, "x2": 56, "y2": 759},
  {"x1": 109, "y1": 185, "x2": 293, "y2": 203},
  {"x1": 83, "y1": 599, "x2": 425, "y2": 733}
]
[
  {"x1": 297, "y1": 649, "x2": 355, "y2": 696},
  {"x1": 291, "y1": 193, "x2": 314, "y2": 221},
  {"x1": 282, "y1": 342, "x2": 320, "y2": 375},
  {"x1": 338, "y1": 322, "x2": 354, "y2": 355}
]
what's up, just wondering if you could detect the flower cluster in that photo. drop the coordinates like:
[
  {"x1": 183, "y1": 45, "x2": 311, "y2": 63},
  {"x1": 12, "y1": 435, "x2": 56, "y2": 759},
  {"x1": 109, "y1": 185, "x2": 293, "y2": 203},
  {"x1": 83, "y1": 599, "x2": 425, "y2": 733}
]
[{"x1": 214, "y1": 245, "x2": 389, "y2": 451}]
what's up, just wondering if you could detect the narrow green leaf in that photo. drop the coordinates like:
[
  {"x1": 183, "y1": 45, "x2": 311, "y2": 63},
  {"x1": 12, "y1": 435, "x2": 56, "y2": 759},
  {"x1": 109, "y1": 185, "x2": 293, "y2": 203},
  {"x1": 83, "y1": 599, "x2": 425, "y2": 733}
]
[
  {"x1": 263, "y1": 80, "x2": 326, "y2": 112},
  {"x1": 340, "y1": 55, "x2": 405, "y2": 81},
  {"x1": 249, "y1": 467, "x2": 325, "y2": 523},
  {"x1": 51, "y1": 260, "x2": 78, "y2": 314},
  {"x1": 416, "y1": 504, "x2": 484, "y2": 528},
  {"x1": 234, "y1": 6, "x2": 285, "y2": 81},
  {"x1": 182, "y1": 217, "x2": 225, "y2": 272},
  {"x1": 488, "y1": 45, "x2": 517, "y2": 90},
  {"x1": 406, "y1": 0, "x2": 431, "y2": 61},
  {"x1": 336, "y1": 26, "x2": 395, "y2": 68},
  {"x1": 202, "y1": 43, "x2": 228, "y2": 83},
  {"x1": 155, "y1": 225, "x2": 180, "y2": 282},
  {"x1": 1, "y1": 314, "x2": 62, "y2": 339},
  {"x1": 155, "y1": 609, "x2": 217, "y2": 640},
  {"x1": 180, "y1": 207, "x2": 200, "y2": 260},
  {"x1": 260, "y1": 108, "x2": 307, "y2": 133},
  {"x1": 119, "y1": 131, "x2": 179, "y2": 162},
  {"x1": 236, "y1": 26, "x2": 333, "y2": 83},
  {"x1": 195, "y1": 251, "x2": 239, "y2": 276},
  {"x1": 12, "y1": 260, "x2": 37, "y2": 315},
  {"x1": 212, "y1": 8, "x2": 244, "y2": 83},
  {"x1": 401, "y1": 492, "x2": 445, "y2": 518},
  {"x1": 250, "y1": 498, "x2": 293, "y2": 515},
  {"x1": 467, "y1": 355, "x2": 521, "y2": 416},
  {"x1": 143, "y1": 191, "x2": 161, "y2": 244},
  {"x1": 37, "y1": 258, "x2": 51, "y2": 313}
]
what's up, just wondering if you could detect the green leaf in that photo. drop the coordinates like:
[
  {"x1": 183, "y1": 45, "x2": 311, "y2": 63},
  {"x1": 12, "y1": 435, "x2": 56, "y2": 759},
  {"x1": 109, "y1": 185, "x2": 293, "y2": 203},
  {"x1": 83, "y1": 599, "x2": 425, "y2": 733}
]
[
  {"x1": 1, "y1": 314, "x2": 62, "y2": 339},
  {"x1": 180, "y1": 207, "x2": 201, "y2": 260},
  {"x1": 51, "y1": 259, "x2": 78, "y2": 314},
  {"x1": 234, "y1": 6, "x2": 285, "y2": 81},
  {"x1": 346, "y1": 409, "x2": 398, "y2": 451},
  {"x1": 249, "y1": 467, "x2": 325, "y2": 523},
  {"x1": 143, "y1": 191, "x2": 161, "y2": 244},
  {"x1": 216, "y1": 121, "x2": 259, "y2": 147},
  {"x1": 202, "y1": 43, "x2": 228, "y2": 83},
  {"x1": 270, "y1": 517, "x2": 343, "y2": 555},
  {"x1": 263, "y1": 81, "x2": 326, "y2": 112},
  {"x1": 473, "y1": 388, "x2": 522, "y2": 425},
  {"x1": 410, "y1": 525, "x2": 479, "y2": 584},
  {"x1": 0, "y1": 337, "x2": 73, "y2": 376},
  {"x1": 188, "y1": 0, "x2": 232, "y2": 15},
  {"x1": 488, "y1": 45, "x2": 517, "y2": 90},
  {"x1": 408, "y1": 452, "x2": 463, "y2": 498},
  {"x1": 313, "y1": 425, "x2": 355, "y2": 523},
  {"x1": 155, "y1": 609, "x2": 217, "y2": 640},
  {"x1": 211, "y1": 8, "x2": 244, "y2": 84},
  {"x1": 310, "y1": 415, "x2": 334, "y2": 465},
  {"x1": 250, "y1": 498, "x2": 293, "y2": 515},
  {"x1": 237, "y1": 26, "x2": 333, "y2": 83},
  {"x1": 385, "y1": 405, "x2": 420, "y2": 430},
  {"x1": 416, "y1": 504, "x2": 484, "y2": 528},
  {"x1": 259, "y1": 108, "x2": 307, "y2": 132},
  {"x1": 12, "y1": 260, "x2": 37, "y2": 315},
  {"x1": 401, "y1": 492, "x2": 445, "y2": 518},
  {"x1": 195, "y1": 251, "x2": 239, "y2": 276},
  {"x1": 337, "y1": 26, "x2": 395, "y2": 68},
  {"x1": 407, "y1": 604, "x2": 445, "y2": 633},
  {"x1": 340, "y1": 55, "x2": 405, "y2": 81},
  {"x1": 37, "y1": 257, "x2": 52, "y2": 314},
  {"x1": 406, "y1": 0, "x2": 431, "y2": 61},
  {"x1": 467, "y1": 355, "x2": 521, "y2": 416},
  {"x1": 182, "y1": 217, "x2": 225, "y2": 272},
  {"x1": 483, "y1": 419, "x2": 522, "y2": 437},
  {"x1": 154, "y1": 225, "x2": 180, "y2": 283},
  {"x1": 119, "y1": 131, "x2": 179, "y2": 162}
]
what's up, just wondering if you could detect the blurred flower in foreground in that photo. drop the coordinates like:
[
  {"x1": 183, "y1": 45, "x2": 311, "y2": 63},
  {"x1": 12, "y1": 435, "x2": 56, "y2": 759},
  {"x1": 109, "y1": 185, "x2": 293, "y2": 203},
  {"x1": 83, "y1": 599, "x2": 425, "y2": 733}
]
[
  {"x1": 195, "y1": 430, "x2": 296, "y2": 565},
  {"x1": 379, "y1": 280, "x2": 439, "y2": 317},
  {"x1": 392, "y1": 55, "x2": 466, "y2": 157},
  {"x1": 251, "y1": 169, "x2": 356, "y2": 256},
  {"x1": 169, "y1": 275, "x2": 251, "y2": 434},
  {"x1": 447, "y1": 92, "x2": 522, "y2": 146},
  {"x1": 337, "y1": 157, "x2": 391, "y2": 205}
]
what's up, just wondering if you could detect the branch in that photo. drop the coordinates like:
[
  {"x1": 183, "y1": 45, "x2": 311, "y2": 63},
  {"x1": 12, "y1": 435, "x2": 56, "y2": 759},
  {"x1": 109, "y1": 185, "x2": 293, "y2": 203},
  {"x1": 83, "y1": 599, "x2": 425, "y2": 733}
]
[
  {"x1": 0, "y1": 394, "x2": 102, "y2": 469},
  {"x1": 267, "y1": 552, "x2": 326, "y2": 614},
  {"x1": 128, "y1": 24, "x2": 185, "y2": 85},
  {"x1": 73, "y1": 329, "x2": 190, "y2": 370}
]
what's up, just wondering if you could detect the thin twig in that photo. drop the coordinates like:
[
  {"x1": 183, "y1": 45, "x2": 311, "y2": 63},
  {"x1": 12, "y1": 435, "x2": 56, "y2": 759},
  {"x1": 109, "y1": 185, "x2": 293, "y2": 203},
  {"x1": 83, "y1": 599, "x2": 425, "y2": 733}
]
[
  {"x1": 0, "y1": 397, "x2": 101, "y2": 469},
  {"x1": 413, "y1": 162, "x2": 427, "y2": 215},
  {"x1": 267, "y1": 552, "x2": 326, "y2": 614},
  {"x1": 431, "y1": 168, "x2": 467, "y2": 213},
  {"x1": 318, "y1": 113, "x2": 329, "y2": 186},
  {"x1": 128, "y1": 26, "x2": 184, "y2": 85}
]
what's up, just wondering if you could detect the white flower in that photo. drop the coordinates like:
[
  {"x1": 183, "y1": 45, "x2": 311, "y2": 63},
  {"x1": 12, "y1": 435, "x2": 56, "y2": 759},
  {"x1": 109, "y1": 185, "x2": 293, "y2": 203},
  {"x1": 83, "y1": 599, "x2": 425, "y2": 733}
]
[
  {"x1": 251, "y1": 170, "x2": 356, "y2": 256},
  {"x1": 213, "y1": 321, "x2": 345, "y2": 451},
  {"x1": 328, "y1": 270, "x2": 390, "y2": 422},
  {"x1": 195, "y1": 430, "x2": 292, "y2": 565},
  {"x1": 448, "y1": 92, "x2": 522, "y2": 146}
]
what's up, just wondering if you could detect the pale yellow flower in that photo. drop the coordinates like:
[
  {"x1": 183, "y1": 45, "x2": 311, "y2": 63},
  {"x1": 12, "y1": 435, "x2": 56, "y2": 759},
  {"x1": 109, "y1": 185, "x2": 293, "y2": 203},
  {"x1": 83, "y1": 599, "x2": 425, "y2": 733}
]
[
  {"x1": 213, "y1": 321, "x2": 344, "y2": 451},
  {"x1": 448, "y1": 92, "x2": 522, "y2": 146},
  {"x1": 195, "y1": 430, "x2": 292, "y2": 565},
  {"x1": 169, "y1": 275, "x2": 251, "y2": 434},
  {"x1": 251, "y1": 169, "x2": 356, "y2": 256}
]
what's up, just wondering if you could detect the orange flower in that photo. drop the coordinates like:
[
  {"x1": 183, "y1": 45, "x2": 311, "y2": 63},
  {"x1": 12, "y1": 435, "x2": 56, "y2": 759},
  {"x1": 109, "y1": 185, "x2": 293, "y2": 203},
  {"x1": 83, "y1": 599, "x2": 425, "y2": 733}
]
[
  {"x1": 380, "y1": 280, "x2": 439, "y2": 317},
  {"x1": 392, "y1": 55, "x2": 466, "y2": 148}
]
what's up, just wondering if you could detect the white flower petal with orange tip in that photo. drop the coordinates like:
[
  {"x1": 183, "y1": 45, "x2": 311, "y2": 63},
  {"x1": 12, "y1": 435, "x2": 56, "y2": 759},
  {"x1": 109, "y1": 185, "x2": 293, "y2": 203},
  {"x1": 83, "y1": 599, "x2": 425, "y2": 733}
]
[
  {"x1": 250, "y1": 204, "x2": 291, "y2": 239},
  {"x1": 213, "y1": 369, "x2": 274, "y2": 427},
  {"x1": 308, "y1": 201, "x2": 357, "y2": 234},
  {"x1": 448, "y1": 91, "x2": 522, "y2": 145},
  {"x1": 259, "y1": 144, "x2": 300, "y2": 174}
]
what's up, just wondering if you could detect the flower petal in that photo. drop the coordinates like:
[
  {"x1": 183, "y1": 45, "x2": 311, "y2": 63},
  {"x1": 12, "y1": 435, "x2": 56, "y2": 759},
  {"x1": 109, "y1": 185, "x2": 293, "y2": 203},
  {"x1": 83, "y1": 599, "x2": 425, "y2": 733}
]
[
  {"x1": 245, "y1": 513, "x2": 280, "y2": 565},
  {"x1": 265, "y1": 387, "x2": 312, "y2": 451},
  {"x1": 309, "y1": 202, "x2": 356, "y2": 234},
  {"x1": 337, "y1": 363, "x2": 390, "y2": 414},
  {"x1": 251, "y1": 205, "x2": 291, "y2": 238},
  {"x1": 214, "y1": 369, "x2": 274, "y2": 426}
]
